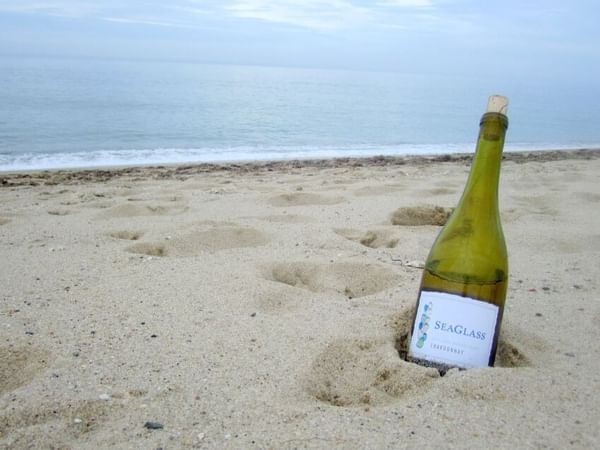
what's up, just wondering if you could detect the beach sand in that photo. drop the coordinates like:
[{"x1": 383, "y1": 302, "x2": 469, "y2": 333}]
[{"x1": 1, "y1": 149, "x2": 599, "y2": 449}]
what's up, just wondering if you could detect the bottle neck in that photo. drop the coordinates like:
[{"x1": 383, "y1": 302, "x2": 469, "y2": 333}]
[{"x1": 459, "y1": 113, "x2": 508, "y2": 209}]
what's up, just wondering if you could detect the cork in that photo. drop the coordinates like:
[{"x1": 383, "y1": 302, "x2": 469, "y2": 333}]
[{"x1": 487, "y1": 95, "x2": 509, "y2": 116}]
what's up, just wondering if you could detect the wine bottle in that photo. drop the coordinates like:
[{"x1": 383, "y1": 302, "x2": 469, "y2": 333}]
[{"x1": 407, "y1": 95, "x2": 509, "y2": 372}]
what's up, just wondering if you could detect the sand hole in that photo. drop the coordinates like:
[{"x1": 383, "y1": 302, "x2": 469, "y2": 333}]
[
  {"x1": 264, "y1": 262, "x2": 400, "y2": 298},
  {"x1": 390, "y1": 206, "x2": 453, "y2": 226},
  {"x1": 305, "y1": 307, "x2": 533, "y2": 408},
  {"x1": 305, "y1": 338, "x2": 439, "y2": 407}
]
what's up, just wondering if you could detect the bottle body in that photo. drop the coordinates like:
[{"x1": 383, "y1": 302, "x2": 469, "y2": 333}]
[{"x1": 407, "y1": 103, "x2": 509, "y2": 371}]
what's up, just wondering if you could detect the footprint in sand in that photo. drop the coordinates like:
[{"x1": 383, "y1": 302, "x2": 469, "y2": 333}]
[
  {"x1": 47, "y1": 209, "x2": 72, "y2": 216},
  {"x1": 108, "y1": 230, "x2": 144, "y2": 241},
  {"x1": 508, "y1": 194, "x2": 558, "y2": 217},
  {"x1": 96, "y1": 203, "x2": 188, "y2": 220},
  {"x1": 262, "y1": 261, "x2": 400, "y2": 299},
  {"x1": 305, "y1": 337, "x2": 439, "y2": 407},
  {"x1": 390, "y1": 206, "x2": 453, "y2": 226},
  {"x1": 267, "y1": 192, "x2": 344, "y2": 207},
  {"x1": 415, "y1": 187, "x2": 457, "y2": 197},
  {"x1": 352, "y1": 184, "x2": 405, "y2": 197},
  {"x1": 574, "y1": 192, "x2": 600, "y2": 203},
  {"x1": 304, "y1": 307, "x2": 533, "y2": 408},
  {"x1": 0, "y1": 346, "x2": 49, "y2": 394},
  {"x1": 126, "y1": 242, "x2": 167, "y2": 257},
  {"x1": 253, "y1": 214, "x2": 316, "y2": 224},
  {"x1": 0, "y1": 394, "x2": 124, "y2": 448},
  {"x1": 255, "y1": 282, "x2": 308, "y2": 314},
  {"x1": 334, "y1": 228, "x2": 399, "y2": 249},
  {"x1": 126, "y1": 225, "x2": 269, "y2": 257}
]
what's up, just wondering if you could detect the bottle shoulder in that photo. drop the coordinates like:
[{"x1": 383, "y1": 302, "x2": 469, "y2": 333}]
[{"x1": 425, "y1": 211, "x2": 508, "y2": 284}]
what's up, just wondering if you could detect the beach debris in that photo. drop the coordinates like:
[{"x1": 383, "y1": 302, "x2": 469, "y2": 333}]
[
  {"x1": 197, "y1": 433, "x2": 205, "y2": 441},
  {"x1": 99, "y1": 393, "x2": 111, "y2": 400},
  {"x1": 144, "y1": 421, "x2": 164, "y2": 430},
  {"x1": 74, "y1": 418, "x2": 83, "y2": 424}
]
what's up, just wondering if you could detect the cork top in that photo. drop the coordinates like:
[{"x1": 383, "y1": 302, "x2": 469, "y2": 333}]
[{"x1": 487, "y1": 95, "x2": 509, "y2": 116}]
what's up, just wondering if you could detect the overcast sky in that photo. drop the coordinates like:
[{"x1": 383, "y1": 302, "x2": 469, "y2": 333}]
[{"x1": 0, "y1": 1, "x2": 598, "y2": 81}]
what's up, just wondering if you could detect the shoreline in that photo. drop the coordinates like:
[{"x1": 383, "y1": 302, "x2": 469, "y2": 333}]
[{"x1": 2, "y1": 147, "x2": 600, "y2": 187}]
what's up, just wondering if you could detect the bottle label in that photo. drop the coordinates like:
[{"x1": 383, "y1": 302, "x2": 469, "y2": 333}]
[{"x1": 408, "y1": 290, "x2": 499, "y2": 368}]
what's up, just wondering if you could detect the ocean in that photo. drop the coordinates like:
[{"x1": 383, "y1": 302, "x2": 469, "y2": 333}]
[{"x1": 1, "y1": 56, "x2": 599, "y2": 171}]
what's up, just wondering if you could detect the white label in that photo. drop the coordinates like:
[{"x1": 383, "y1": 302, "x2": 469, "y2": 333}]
[{"x1": 408, "y1": 291, "x2": 499, "y2": 368}]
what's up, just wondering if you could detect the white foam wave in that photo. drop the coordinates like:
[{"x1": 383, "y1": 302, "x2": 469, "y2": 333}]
[{"x1": 0, "y1": 143, "x2": 596, "y2": 172}]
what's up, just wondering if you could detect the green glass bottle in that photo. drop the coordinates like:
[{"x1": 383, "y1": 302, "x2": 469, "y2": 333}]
[{"x1": 407, "y1": 95, "x2": 509, "y2": 371}]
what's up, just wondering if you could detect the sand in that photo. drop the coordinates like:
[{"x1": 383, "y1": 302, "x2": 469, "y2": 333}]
[{"x1": 1, "y1": 149, "x2": 599, "y2": 449}]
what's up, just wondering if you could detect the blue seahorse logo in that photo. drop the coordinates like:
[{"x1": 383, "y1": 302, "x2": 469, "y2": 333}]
[{"x1": 415, "y1": 302, "x2": 432, "y2": 348}]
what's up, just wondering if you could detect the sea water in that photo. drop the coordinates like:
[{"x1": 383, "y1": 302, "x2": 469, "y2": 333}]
[{"x1": 1, "y1": 56, "x2": 599, "y2": 171}]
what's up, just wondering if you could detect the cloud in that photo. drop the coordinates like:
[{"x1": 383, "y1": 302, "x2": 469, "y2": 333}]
[
  {"x1": 0, "y1": 1, "x2": 225, "y2": 29},
  {"x1": 101, "y1": 16, "x2": 192, "y2": 29},
  {"x1": 0, "y1": 1, "x2": 100, "y2": 17},
  {"x1": 0, "y1": 1, "x2": 440, "y2": 32},
  {"x1": 377, "y1": 0, "x2": 433, "y2": 7},
  {"x1": 224, "y1": 0, "x2": 372, "y2": 31}
]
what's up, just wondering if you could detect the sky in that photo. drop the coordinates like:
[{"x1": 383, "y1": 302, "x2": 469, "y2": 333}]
[{"x1": 0, "y1": 1, "x2": 599, "y2": 81}]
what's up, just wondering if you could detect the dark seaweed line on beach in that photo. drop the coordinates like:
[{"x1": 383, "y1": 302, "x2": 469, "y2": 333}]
[{"x1": 1, "y1": 148, "x2": 599, "y2": 188}]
